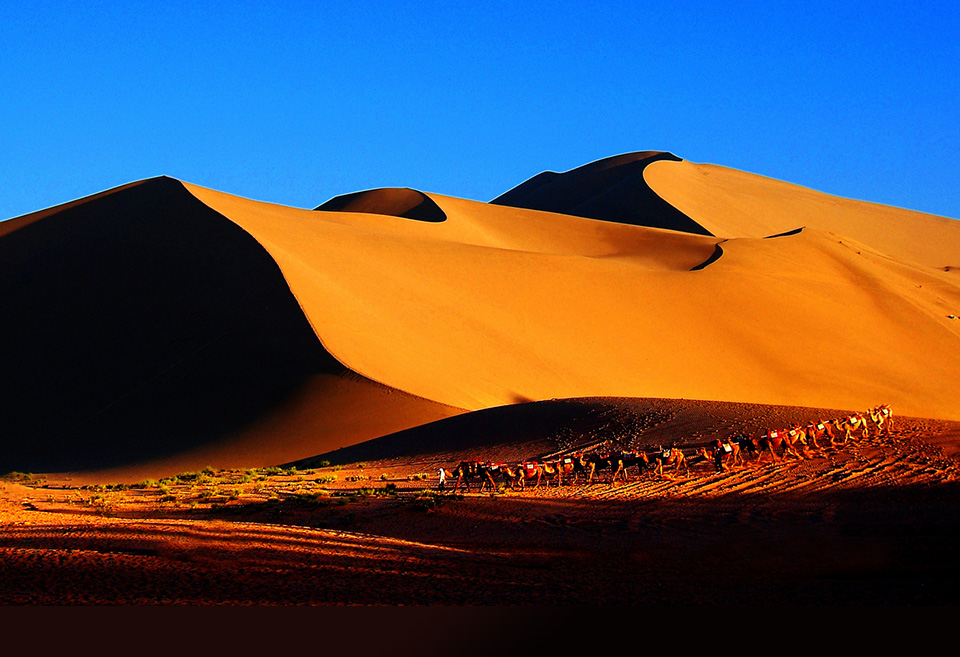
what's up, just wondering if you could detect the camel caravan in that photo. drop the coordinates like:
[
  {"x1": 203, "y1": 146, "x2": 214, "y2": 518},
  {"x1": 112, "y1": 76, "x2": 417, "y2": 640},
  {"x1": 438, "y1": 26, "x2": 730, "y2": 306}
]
[{"x1": 448, "y1": 405, "x2": 894, "y2": 493}]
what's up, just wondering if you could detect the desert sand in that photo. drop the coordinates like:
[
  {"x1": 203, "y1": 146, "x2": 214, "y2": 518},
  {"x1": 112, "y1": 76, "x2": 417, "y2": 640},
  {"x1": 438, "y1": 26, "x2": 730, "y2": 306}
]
[
  {"x1": 2, "y1": 398, "x2": 959, "y2": 604},
  {"x1": 1, "y1": 152, "x2": 959, "y2": 604}
]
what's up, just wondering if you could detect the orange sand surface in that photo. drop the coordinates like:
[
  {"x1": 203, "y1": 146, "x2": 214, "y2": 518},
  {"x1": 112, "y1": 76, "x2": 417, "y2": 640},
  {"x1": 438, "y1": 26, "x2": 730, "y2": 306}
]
[
  {"x1": 3, "y1": 398, "x2": 959, "y2": 604},
  {"x1": 185, "y1": 169, "x2": 960, "y2": 425}
]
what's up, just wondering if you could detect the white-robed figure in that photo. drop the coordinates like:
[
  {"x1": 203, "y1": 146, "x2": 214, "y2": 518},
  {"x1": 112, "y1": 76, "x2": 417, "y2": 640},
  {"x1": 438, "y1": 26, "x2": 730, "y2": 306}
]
[{"x1": 437, "y1": 467, "x2": 447, "y2": 490}]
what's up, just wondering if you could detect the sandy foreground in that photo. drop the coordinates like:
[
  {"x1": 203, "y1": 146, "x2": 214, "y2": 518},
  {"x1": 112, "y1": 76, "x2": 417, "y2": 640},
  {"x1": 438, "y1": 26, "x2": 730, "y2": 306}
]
[{"x1": 3, "y1": 399, "x2": 959, "y2": 605}]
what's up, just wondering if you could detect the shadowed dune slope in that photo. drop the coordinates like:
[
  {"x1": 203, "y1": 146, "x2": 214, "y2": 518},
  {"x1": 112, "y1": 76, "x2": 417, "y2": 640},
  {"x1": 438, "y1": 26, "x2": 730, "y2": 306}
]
[
  {"x1": 491, "y1": 151, "x2": 709, "y2": 234},
  {"x1": 315, "y1": 187, "x2": 446, "y2": 222},
  {"x1": 644, "y1": 158, "x2": 960, "y2": 268},
  {"x1": 0, "y1": 178, "x2": 460, "y2": 475},
  {"x1": 185, "y1": 181, "x2": 960, "y2": 421}
]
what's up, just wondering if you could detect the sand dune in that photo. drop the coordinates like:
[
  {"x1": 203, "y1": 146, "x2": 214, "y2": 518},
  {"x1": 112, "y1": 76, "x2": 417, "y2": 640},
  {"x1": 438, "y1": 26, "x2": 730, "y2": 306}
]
[
  {"x1": 186, "y1": 179, "x2": 960, "y2": 421},
  {"x1": 2, "y1": 151, "x2": 959, "y2": 479},
  {"x1": 644, "y1": 158, "x2": 960, "y2": 268},
  {"x1": 0, "y1": 178, "x2": 459, "y2": 477},
  {"x1": 315, "y1": 187, "x2": 446, "y2": 223},
  {"x1": 491, "y1": 151, "x2": 708, "y2": 234}
]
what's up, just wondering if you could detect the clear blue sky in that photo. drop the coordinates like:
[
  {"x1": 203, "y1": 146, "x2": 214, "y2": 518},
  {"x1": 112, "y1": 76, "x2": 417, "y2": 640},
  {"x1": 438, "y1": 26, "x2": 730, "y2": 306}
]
[{"x1": 2, "y1": 1, "x2": 958, "y2": 220}]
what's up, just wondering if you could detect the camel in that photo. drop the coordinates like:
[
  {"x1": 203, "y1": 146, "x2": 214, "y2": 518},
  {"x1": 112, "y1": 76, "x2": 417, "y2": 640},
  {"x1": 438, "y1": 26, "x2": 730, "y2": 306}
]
[
  {"x1": 642, "y1": 446, "x2": 688, "y2": 477},
  {"x1": 869, "y1": 405, "x2": 893, "y2": 436},
  {"x1": 552, "y1": 454, "x2": 590, "y2": 486},
  {"x1": 613, "y1": 451, "x2": 649, "y2": 482},
  {"x1": 786, "y1": 425, "x2": 810, "y2": 458},
  {"x1": 498, "y1": 463, "x2": 530, "y2": 490},
  {"x1": 518, "y1": 461, "x2": 545, "y2": 489},
  {"x1": 805, "y1": 421, "x2": 836, "y2": 449},
  {"x1": 719, "y1": 438, "x2": 744, "y2": 466},
  {"x1": 734, "y1": 434, "x2": 758, "y2": 461},
  {"x1": 451, "y1": 461, "x2": 496, "y2": 493},
  {"x1": 754, "y1": 427, "x2": 804, "y2": 462},
  {"x1": 837, "y1": 414, "x2": 869, "y2": 443},
  {"x1": 582, "y1": 452, "x2": 616, "y2": 483}
]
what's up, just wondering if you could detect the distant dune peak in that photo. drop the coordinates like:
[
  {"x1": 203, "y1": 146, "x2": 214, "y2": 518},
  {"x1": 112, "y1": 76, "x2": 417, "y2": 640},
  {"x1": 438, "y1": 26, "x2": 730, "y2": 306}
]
[
  {"x1": 315, "y1": 187, "x2": 446, "y2": 223},
  {"x1": 491, "y1": 151, "x2": 711, "y2": 236}
]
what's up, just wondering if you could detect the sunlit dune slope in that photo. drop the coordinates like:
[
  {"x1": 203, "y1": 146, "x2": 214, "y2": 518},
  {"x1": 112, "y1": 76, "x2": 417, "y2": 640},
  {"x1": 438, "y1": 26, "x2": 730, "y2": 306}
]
[
  {"x1": 186, "y1": 180, "x2": 960, "y2": 421},
  {"x1": 644, "y1": 158, "x2": 960, "y2": 269},
  {"x1": 0, "y1": 178, "x2": 460, "y2": 474}
]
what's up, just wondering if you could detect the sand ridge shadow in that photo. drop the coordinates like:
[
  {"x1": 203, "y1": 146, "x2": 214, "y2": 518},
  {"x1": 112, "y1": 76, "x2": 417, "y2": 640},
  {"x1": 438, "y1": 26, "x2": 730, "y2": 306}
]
[
  {"x1": 0, "y1": 177, "x2": 348, "y2": 473},
  {"x1": 315, "y1": 187, "x2": 446, "y2": 222},
  {"x1": 690, "y1": 242, "x2": 725, "y2": 271},
  {"x1": 491, "y1": 151, "x2": 711, "y2": 235}
]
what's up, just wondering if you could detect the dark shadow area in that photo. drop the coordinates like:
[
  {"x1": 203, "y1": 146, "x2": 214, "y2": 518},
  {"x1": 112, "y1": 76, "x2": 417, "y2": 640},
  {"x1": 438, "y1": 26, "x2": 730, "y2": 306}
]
[
  {"x1": 0, "y1": 177, "x2": 346, "y2": 473},
  {"x1": 315, "y1": 187, "x2": 446, "y2": 222},
  {"x1": 691, "y1": 242, "x2": 725, "y2": 271},
  {"x1": 765, "y1": 226, "x2": 805, "y2": 239},
  {"x1": 290, "y1": 399, "x2": 593, "y2": 467},
  {"x1": 291, "y1": 396, "x2": 885, "y2": 468},
  {"x1": 491, "y1": 151, "x2": 711, "y2": 235}
]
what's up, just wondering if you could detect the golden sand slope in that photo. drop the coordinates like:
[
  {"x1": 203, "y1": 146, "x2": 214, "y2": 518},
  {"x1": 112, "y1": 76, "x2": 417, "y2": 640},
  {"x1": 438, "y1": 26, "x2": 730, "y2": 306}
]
[
  {"x1": 644, "y1": 158, "x2": 960, "y2": 268},
  {"x1": 185, "y1": 177, "x2": 960, "y2": 421}
]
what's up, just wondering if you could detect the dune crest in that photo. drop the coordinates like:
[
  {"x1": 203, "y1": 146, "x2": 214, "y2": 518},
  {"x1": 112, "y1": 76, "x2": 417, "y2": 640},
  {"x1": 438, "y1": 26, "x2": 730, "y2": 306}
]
[
  {"x1": 491, "y1": 151, "x2": 709, "y2": 234},
  {"x1": 644, "y1": 158, "x2": 960, "y2": 268},
  {"x1": 315, "y1": 187, "x2": 446, "y2": 223}
]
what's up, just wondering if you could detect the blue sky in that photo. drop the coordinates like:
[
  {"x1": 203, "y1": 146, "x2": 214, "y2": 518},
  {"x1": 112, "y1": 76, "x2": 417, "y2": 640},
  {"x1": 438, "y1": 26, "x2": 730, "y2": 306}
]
[{"x1": 2, "y1": 1, "x2": 958, "y2": 220}]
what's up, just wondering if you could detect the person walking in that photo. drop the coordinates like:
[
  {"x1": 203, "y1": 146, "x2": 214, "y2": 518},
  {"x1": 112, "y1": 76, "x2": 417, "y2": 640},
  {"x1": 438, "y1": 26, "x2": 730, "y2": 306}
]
[
  {"x1": 712, "y1": 440, "x2": 725, "y2": 473},
  {"x1": 437, "y1": 466, "x2": 447, "y2": 490}
]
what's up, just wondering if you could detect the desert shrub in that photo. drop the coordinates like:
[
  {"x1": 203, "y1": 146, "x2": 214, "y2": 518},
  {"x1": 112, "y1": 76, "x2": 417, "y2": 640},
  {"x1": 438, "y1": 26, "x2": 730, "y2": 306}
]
[
  {"x1": 314, "y1": 475, "x2": 336, "y2": 484},
  {"x1": 380, "y1": 473, "x2": 390, "y2": 481},
  {"x1": 133, "y1": 479, "x2": 157, "y2": 489},
  {"x1": 2, "y1": 472, "x2": 34, "y2": 482},
  {"x1": 288, "y1": 492, "x2": 329, "y2": 505},
  {"x1": 356, "y1": 485, "x2": 397, "y2": 498},
  {"x1": 411, "y1": 491, "x2": 438, "y2": 511},
  {"x1": 201, "y1": 466, "x2": 216, "y2": 476},
  {"x1": 356, "y1": 463, "x2": 366, "y2": 470},
  {"x1": 318, "y1": 461, "x2": 330, "y2": 468},
  {"x1": 159, "y1": 494, "x2": 177, "y2": 503},
  {"x1": 332, "y1": 465, "x2": 342, "y2": 472}
]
